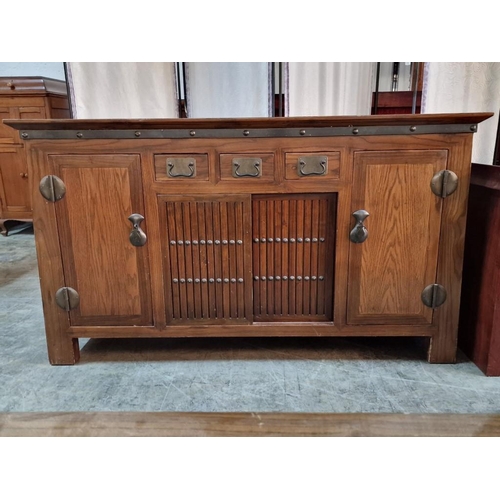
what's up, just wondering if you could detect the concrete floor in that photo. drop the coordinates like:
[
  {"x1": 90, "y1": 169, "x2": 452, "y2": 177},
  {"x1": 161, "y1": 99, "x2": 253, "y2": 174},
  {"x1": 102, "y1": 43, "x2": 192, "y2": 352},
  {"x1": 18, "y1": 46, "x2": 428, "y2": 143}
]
[{"x1": 1, "y1": 230, "x2": 500, "y2": 413}]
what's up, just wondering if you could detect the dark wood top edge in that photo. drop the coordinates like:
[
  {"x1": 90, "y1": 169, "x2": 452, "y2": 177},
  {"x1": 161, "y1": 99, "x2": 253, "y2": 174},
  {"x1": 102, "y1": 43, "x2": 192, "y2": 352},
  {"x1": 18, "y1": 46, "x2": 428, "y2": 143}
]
[
  {"x1": 1, "y1": 412, "x2": 500, "y2": 436},
  {"x1": 471, "y1": 162, "x2": 500, "y2": 190},
  {"x1": 3, "y1": 113, "x2": 493, "y2": 131}
]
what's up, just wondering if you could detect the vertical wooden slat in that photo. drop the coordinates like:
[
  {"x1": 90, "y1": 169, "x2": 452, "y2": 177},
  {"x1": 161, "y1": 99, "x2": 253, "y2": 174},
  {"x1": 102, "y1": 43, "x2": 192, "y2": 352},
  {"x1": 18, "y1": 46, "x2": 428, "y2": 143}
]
[
  {"x1": 295, "y1": 199, "x2": 305, "y2": 315},
  {"x1": 317, "y1": 199, "x2": 327, "y2": 316},
  {"x1": 310, "y1": 199, "x2": 320, "y2": 316},
  {"x1": 212, "y1": 202, "x2": 223, "y2": 319},
  {"x1": 242, "y1": 196, "x2": 253, "y2": 322},
  {"x1": 182, "y1": 203, "x2": 195, "y2": 320},
  {"x1": 175, "y1": 203, "x2": 188, "y2": 320},
  {"x1": 324, "y1": 197, "x2": 336, "y2": 321},
  {"x1": 205, "y1": 203, "x2": 217, "y2": 319},
  {"x1": 259, "y1": 199, "x2": 267, "y2": 316},
  {"x1": 267, "y1": 199, "x2": 275, "y2": 316},
  {"x1": 166, "y1": 203, "x2": 180, "y2": 320},
  {"x1": 252, "y1": 200, "x2": 260, "y2": 317},
  {"x1": 281, "y1": 199, "x2": 289, "y2": 316},
  {"x1": 236, "y1": 201, "x2": 245, "y2": 319},
  {"x1": 189, "y1": 202, "x2": 202, "y2": 319},
  {"x1": 197, "y1": 203, "x2": 209, "y2": 319},
  {"x1": 288, "y1": 198, "x2": 297, "y2": 315},
  {"x1": 219, "y1": 202, "x2": 230, "y2": 319},
  {"x1": 228, "y1": 202, "x2": 238, "y2": 319},
  {"x1": 303, "y1": 199, "x2": 312, "y2": 315},
  {"x1": 274, "y1": 199, "x2": 282, "y2": 316}
]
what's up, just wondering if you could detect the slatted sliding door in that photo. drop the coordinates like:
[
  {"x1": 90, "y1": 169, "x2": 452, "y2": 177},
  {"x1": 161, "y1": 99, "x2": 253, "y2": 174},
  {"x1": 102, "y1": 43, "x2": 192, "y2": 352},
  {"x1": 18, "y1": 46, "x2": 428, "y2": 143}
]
[
  {"x1": 252, "y1": 194, "x2": 336, "y2": 322},
  {"x1": 160, "y1": 195, "x2": 253, "y2": 324}
]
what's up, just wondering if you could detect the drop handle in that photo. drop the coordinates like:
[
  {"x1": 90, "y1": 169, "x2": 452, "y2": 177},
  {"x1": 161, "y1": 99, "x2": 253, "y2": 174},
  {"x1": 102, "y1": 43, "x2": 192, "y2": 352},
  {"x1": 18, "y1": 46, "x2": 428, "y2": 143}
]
[
  {"x1": 128, "y1": 213, "x2": 147, "y2": 247},
  {"x1": 349, "y1": 209, "x2": 369, "y2": 243}
]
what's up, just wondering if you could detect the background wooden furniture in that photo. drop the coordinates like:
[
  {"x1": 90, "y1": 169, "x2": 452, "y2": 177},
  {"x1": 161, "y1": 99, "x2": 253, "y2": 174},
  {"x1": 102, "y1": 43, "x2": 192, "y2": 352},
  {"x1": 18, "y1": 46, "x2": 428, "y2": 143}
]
[
  {"x1": 4, "y1": 113, "x2": 491, "y2": 365},
  {"x1": 459, "y1": 163, "x2": 500, "y2": 376},
  {"x1": 0, "y1": 77, "x2": 70, "y2": 235}
]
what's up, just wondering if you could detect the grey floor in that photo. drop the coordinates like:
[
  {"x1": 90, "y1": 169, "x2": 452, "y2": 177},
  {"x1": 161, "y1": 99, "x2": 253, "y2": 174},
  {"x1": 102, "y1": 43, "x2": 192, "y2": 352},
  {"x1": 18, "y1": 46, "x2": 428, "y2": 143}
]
[{"x1": 1, "y1": 229, "x2": 500, "y2": 413}]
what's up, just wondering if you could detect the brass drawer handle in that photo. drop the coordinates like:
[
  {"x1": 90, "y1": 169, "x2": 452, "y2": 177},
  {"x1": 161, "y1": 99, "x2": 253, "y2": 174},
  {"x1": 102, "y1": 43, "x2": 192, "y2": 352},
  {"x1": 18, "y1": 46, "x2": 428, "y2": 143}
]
[
  {"x1": 233, "y1": 158, "x2": 261, "y2": 178},
  {"x1": 349, "y1": 210, "x2": 369, "y2": 243},
  {"x1": 20, "y1": 172, "x2": 28, "y2": 178},
  {"x1": 128, "y1": 213, "x2": 147, "y2": 247},
  {"x1": 167, "y1": 158, "x2": 195, "y2": 178},
  {"x1": 298, "y1": 156, "x2": 328, "y2": 176}
]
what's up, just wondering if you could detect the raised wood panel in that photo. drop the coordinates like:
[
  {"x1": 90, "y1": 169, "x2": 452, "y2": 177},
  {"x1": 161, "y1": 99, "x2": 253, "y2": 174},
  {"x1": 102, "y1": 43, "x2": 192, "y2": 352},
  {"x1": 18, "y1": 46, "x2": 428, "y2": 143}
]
[
  {"x1": 0, "y1": 107, "x2": 16, "y2": 143},
  {"x1": 348, "y1": 150, "x2": 446, "y2": 325},
  {"x1": 160, "y1": 195, "x2": 252, "y2": 324},
  {"x1": 51, "y1": 154, "x2": 152, "y2": 326},
  {"x1": 18, "y1": 106, "x2": 46, "y2": 120},
  {"x1": 0, "y1": 146, "x2": 30, "y2": 212},
  {"x1": 253, "y1": 194, "x2": 336, "y2": 322}
]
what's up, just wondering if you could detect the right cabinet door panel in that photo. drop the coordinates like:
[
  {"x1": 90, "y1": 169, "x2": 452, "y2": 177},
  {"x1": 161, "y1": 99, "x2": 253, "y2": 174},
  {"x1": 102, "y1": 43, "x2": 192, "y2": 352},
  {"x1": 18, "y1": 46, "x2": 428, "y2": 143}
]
[{"x1": 347, "y1": 150, "x2": 447, "y2": 325}]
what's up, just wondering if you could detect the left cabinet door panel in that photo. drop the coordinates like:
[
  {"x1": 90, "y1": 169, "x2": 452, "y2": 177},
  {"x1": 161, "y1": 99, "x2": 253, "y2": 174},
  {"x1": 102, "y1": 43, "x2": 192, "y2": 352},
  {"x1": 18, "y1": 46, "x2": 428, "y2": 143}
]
[{"x1": 50, "y1": 154, "x2": 153, "y2": 326}]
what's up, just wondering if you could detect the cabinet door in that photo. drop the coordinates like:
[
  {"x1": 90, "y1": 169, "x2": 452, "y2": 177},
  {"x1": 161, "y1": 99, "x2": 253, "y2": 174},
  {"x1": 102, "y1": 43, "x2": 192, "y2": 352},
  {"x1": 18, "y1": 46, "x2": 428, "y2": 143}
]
[
  {"x1": 0, "y1": 146, "x2": 31, "y2": 214},
  {"x1": 347, "y1": 150, "x2": 447, "y2": 325},
  {"x1": 51, "y1": 155, "x2": 152, "y2": 326},
  {"x1": 253, "y1": 194, "x2": 336, "y2": 322},
  {"x1": 159, "y1": 195, "x2": 253, "y2": 324}
]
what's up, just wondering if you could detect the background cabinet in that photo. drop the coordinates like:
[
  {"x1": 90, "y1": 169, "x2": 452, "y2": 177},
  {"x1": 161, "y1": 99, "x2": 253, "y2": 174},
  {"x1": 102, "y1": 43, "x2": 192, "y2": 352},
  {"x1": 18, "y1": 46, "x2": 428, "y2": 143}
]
[{"x1": 0, "y1": 77, "x2": 69, "y2": 234}]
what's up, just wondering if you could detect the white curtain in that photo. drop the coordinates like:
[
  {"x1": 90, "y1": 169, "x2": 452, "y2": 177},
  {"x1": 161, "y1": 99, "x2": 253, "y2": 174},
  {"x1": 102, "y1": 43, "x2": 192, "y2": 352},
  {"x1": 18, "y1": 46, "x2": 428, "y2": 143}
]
[
  {"x1": 66, "y1": 62, "x2": 178, "y2": 118},
  {"x1": 288, "y1": 62, "x2": 374, "y2": 116},
  {"x1": 423, "y1": 62, "x2": 500, "y2": 164},
  {"x1": 185, "y1": 62, "x2": 271, "y2": 118}
]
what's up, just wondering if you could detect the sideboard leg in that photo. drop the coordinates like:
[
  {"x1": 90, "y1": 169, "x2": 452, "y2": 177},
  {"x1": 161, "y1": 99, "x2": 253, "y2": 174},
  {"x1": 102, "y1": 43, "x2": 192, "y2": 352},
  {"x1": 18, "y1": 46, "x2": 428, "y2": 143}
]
[
  {"x1": 0, "y1": 220, "x2": 7, "y2": 236},
  {"x1": 47, "y1": 337, "x2": 80, "y2": 365},
  {"x1": 427, "y1": 333, "x2": 457, "y2": 364}
]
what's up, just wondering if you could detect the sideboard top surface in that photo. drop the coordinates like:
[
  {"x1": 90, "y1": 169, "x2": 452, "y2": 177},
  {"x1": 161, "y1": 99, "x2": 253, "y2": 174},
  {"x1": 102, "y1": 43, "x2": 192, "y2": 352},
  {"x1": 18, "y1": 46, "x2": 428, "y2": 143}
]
[{"x1": 3, "y1": 112, "x2": 493, "y2": 131}]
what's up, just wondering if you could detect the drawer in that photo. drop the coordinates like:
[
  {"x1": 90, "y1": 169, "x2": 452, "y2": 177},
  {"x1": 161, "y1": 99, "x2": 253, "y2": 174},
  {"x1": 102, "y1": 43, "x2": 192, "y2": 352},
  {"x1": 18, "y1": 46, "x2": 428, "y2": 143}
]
[
  {"x1": 154, "y1": 154, "x2": 209, "y2": 182},
  {"x1": 219, "y1": 153, "x2": 275, "y2": 182},
  {"x1": 285, "y1": 152, "x2": 340, "y2": 180}
]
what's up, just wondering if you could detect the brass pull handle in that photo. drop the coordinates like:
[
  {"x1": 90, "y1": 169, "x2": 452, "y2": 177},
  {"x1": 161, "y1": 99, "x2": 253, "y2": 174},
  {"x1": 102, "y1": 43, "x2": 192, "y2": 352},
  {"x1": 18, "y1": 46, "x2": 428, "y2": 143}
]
[
  {"x1": 128, "y1": 213, "x2": 147, "y2": 247},
  {"x1": 7, "y1": 80, "x2": 15, "y2": 90},
  {"x1": 349, "y1": 210, "x2": 369, "y2": 243},
  {"x1": 167, "y1": 159, "x2": 195, "y2": 178},
  {"x1": 20, "y1": 172, "x2": 28, "y2": 178},
  {"x1": 234, "y1": 160, "x2": 261, "y2": 177},
  {"x1": 298, "y1": 157, "x2": 327, "y2": 176}
]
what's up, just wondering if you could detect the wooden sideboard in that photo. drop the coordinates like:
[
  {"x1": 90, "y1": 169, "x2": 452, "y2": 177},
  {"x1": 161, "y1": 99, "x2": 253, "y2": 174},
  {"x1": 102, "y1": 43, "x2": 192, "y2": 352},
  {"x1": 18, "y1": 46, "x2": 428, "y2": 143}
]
[
  {"x1": 4, "y1": 113, "x2": 492, "y2": 365},
  {"x1": 0, "y1": 77, "x2": 70, "y2": 235},
  {"x1": 459, "y1": 163, "x2": 500, "y2": 376}
]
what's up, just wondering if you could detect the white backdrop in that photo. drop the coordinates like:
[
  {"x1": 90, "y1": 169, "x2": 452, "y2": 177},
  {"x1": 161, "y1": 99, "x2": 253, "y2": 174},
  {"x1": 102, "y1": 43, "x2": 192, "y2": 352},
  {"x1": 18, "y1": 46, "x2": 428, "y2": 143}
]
[
  {"x1": 422, "y1": 62, "x2": 500, "y2": 164},
  {"x1": 288, "y1": 62, "x2": 374, "y2": 116},
  {"x1": 185, "y1": 62, "x2": 271, "y2": 118},
  {"x1": 66, "y1": 62, "x2": 178, "y2": 119}
]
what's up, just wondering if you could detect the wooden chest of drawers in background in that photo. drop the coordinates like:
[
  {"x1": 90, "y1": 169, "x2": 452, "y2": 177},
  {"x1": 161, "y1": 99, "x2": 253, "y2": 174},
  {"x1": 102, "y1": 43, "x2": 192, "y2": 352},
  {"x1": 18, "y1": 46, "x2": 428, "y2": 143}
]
[{"x1": 0, "y1": 77, "x2": 70, "y2": 235}]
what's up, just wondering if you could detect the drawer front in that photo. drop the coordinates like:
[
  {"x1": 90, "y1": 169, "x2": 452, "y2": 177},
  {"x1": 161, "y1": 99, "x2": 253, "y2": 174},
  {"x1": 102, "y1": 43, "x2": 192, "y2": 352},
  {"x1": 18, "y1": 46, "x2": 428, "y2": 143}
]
[
  {"x1": 219, "y1": 153, "x2": 275, "y2": 182},
  {"x1": 285, "y1": 152, "x2": 340, "y2": 180},
  {"x1": 154, "y1": 154, "x2": 209, "y2": 182}
]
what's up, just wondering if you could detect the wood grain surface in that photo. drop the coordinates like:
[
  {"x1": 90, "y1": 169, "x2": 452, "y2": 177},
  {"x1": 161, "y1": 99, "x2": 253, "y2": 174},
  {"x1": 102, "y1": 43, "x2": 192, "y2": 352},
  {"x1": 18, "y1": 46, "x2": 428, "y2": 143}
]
[
  {"x1": 348, "y1": 150, "x2": 446, "y2": 325},
  {"x1": 1, "y1": 412, "x2": 500, "y2": 437},
  {"x1": 51, "y1": 154, "x2": 152, "y2": 326}
]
